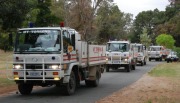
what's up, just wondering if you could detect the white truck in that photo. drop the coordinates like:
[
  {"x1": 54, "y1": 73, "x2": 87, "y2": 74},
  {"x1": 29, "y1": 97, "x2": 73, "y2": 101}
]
[
  {"x1": 105, "y1": 40, "x2": 136, "y2": 72},
  {"x1": 131, "y1": 43, "x2": 148, "y2": 66},
  {"x1": 148, "y1": 46, "x2": 163, "y2": 61},
  {"x1": 7, "y1": 26, "x2": 106, "y2": 95}
]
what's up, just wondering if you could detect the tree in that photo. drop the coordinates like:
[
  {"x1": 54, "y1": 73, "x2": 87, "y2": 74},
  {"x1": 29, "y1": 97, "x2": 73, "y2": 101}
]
[
  {"x1": 60, "y1": 0, "x2": 114, "y2": 41},
  {"x1": 156, "y1": 34, "x2": 175, "y2": 49},
  {"x1": 35, "y1": 0, "x2": 59, "y2": 26},
  {"x1": 96, "y1": 1, "x2": 133, "y2": 43},
  {"x1": 154, "y1": 1, "x2": 180, "y2": 46},
  {"x1": 0, "y1": 0, "x2": 33, "y2": 30},
  {"x1": 0, "y1": 0, "x2": 34, "y2": 51},
  {"x1": 140, "y1": 29, "x2": 152, "y2": 47},
  {"x1": 133, "y1": 9, "x2": 166, "y2": 43}
]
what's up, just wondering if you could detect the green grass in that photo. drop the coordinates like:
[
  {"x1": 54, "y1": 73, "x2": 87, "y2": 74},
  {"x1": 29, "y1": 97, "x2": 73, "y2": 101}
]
[
  {"x1": 0, "y1": 51, "x2": 13, "y2": 70},
  {"x1": 0, "y1": 51, "x2": 15, "y2": 87},
  {"x1": 148, "y1": 62, "x2": 180, "y2": 78},
  {"x1": 0, "y1": 78, "x2": 15, "y2": 87}
]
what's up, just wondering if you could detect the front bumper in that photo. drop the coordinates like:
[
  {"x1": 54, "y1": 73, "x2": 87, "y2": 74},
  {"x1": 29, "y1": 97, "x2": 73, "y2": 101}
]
[
  {"x1": 166, "y1": 57, "x2": 179, "y2": 61},
  {"x1": 149, "y1": 56, "x2": 161, "y2": 59},
  {"x1": 107, "y1": 60, "x2": 129, "y2": 65},
  {"x1": 12, "y1": 69, "x2": 64, "y2": 81},
  {"x1": 137, "y1": 57, "x2": 143, "y2": 62}
]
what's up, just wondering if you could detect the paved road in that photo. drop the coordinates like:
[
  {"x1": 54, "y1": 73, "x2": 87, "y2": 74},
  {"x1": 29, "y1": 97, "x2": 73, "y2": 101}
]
[{"x1": 0, "y1": 61, "x2": 161, "y2": 103}]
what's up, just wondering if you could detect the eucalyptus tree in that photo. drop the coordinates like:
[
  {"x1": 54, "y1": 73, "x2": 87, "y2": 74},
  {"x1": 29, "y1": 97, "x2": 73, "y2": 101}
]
[
  {"x1": 133, "y1": 9, "x2": 165, "y2": 43},
  {"x1": 0, "y1": 0, "x2": 33, "y2": 30},
  {"x1": 60, "y1": 0, "x2": 114, "y2": 41},
  {"x1": 96, "y1": 1, "x2": 133, "y2": 43}
]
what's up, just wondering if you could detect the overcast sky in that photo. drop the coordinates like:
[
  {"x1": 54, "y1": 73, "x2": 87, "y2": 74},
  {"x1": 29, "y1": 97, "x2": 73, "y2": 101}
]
[{"x1": 113, "y1": 0, "x2": 170, "y2": 19}]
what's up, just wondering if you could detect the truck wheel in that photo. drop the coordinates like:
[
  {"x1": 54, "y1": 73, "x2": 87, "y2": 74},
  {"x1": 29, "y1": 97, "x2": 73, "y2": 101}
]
[
  {"x1": 144, "y1": 60, "x2": 146, "y2": 65},
  {"x1": 85, "y1": 71, "x2": 100, "y2": 87},
  {"x1": 106, "y1": 67, "x2": 110, "y2": 72},
  {"x1": 140, "y1": 62, "x2": 144, "y2": 66},
  {"x1": 149, "y1": 58, "x2": 151, "y2": 61},
  {"x1": 91, "y1": 71, "x2": 100, "y2": 87},
  {"x1": 63, "y1": 71, "x2": 76, "y2": 95},
  {"x1": 125, "y1": 64, "x2": 131, "y2": 72},
  {"x1": 132, "y1": 64, "x2": 136, "y2": 70},
  {"x1": 18, "y1": 83, "x2": 33, "y2": 95}
]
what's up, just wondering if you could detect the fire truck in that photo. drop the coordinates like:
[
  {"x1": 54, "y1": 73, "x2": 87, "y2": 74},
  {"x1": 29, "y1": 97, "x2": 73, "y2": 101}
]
[
  {"x1": 148, "y1": 46, "x2": 163, "y2": 61},
  {"x1": 105, "y1": 40, "x2": 136, "y2": 72},
  {"x1": 131, "y1": 43, "x2": 147, "y2": 66},
  {"x1": 7, "y1": 26, "x2": 106, "y2": 95}
]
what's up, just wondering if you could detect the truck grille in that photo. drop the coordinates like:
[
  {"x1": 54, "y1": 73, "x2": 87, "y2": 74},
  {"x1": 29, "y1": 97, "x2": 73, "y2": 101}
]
[{"x1": 26, "y1": 64, "x2": 47, "y2": 69}]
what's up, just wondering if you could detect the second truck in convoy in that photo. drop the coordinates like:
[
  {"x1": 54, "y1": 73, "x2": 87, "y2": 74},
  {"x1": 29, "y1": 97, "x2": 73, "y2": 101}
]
[{"x1": 105, "y1": 40, "x2": 136, "y2": 72}]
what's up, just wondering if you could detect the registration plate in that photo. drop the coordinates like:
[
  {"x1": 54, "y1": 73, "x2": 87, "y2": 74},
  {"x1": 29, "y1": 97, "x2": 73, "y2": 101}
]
[
  {"x1": 113, "y1": 61, "x2": 120, "y2": 64},
  {"x1": 29, "y1": 72, "x2": 41, "y2": 77}
]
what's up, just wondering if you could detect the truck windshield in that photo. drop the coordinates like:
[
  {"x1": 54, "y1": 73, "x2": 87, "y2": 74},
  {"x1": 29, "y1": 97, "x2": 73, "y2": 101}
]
[
  {"x1": 15, "y1": 29, "x2": 61, "y2": 53},
  {"x1": 107, "y1": 43, "x2": 128, "y2": 52},
  {"x1": 149, "y1": 47, "x2": 161, "y2": 51}
]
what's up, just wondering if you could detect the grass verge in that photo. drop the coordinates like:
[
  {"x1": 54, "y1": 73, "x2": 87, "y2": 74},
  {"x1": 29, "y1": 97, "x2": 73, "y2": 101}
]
[
  {"x1": 0, "y1": 78, "x2": 15, "y2": 87},
  {"x1": 147, "y1": 62, "x2": 180, "y2": 103},
  {"x1": 148, "y1": 62, "x2": 180, "y2": 78}
]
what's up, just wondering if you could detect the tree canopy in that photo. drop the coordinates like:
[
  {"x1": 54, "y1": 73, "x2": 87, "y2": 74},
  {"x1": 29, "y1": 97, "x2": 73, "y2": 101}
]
[
  {"x1": 156, "y1": 34, "x2": 175, "y2": 49},
  {"x1": 0, "y1": 0, "x2": 180, "y2": 51}
]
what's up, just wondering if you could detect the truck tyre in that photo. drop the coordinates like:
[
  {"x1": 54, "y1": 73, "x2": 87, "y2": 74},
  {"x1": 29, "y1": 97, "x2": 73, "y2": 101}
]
[
  {"x1": 91, "y1": 71, "x2": 100, "y2": 87},
  {"x1": 144, "y1": 59, "x2": 146, "y2": 65},
  {"x1": 132, "y1": 64, "x2": 136, "y2": 70},
  {"x1": 106, "y1": 67, "x2": 109, "y2": 72},
  {"x1": 85, "y1": 71, "x2": 100, "y2": 87},
  {"x1": 149, "y1": 58, "x2": 151, "y2": 61},
  {"x1": 18, "y1": 83, "x2": 33, "y2": 95},
  {"x1": 63, "y1": 71, "x2": 76, "y2": 95},
  {"x1": 125, "y1": 64, "x2": 131, "y2": 72},
  {"x1": 140, "y1": 62, "x2": 144, "y2": 66}
]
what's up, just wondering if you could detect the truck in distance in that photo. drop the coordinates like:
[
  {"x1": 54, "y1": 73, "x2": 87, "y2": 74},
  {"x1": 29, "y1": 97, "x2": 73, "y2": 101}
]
[
  {"x1": 131, "y1": 43, "x2": 148, "y2": 66},
  {"x1": 148, "y1": 46, "x2": 163, "y2": 61},
  {"x1": 105, "y1": 40, "x2": 136, "y2": 72}
]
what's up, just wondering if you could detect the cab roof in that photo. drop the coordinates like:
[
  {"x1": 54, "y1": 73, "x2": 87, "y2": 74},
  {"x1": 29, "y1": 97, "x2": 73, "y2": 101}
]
[
  {"x1": 18, "y1": 27, "x2": 73, "y2": 31},
  {"x1": 107, "y1": 40, "x2": 130, "y2": 44}
]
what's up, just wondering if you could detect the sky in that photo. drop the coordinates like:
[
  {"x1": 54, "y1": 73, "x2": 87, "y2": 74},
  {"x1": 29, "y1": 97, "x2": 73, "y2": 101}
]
[{"x1": 113, "y1": 0, "x2": 170, "y2": 19}]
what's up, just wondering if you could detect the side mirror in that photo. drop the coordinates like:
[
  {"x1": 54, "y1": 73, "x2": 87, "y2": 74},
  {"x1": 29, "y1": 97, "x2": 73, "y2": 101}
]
[
  {"x1": 68, "y1": 45, "x2": 73, "y2": 53},
  {"x1": 143, "y1": 46, "x2": 146, "y2": 50},
  {"x1": 9, "y1": 33, "x2": 13, "y2": 46}
]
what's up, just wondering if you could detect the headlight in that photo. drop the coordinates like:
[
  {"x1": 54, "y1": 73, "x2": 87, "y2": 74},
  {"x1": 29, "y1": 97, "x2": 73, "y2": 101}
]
[
  {"x1": 13, "y1": 65, "x2": 23, "y2": 69},
  {"x1": 106, "y1": 58, "x2": 108, "y2": 61},
  {"x1": 49, "y1": 65, "x2": 61, "y2": 70},
  {"x1": 124, "y1": 59, "x2": 128, "y2": 62}
]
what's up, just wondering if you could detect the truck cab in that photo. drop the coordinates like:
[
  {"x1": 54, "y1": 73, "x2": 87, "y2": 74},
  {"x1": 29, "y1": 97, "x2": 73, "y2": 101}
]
[
  {"x1": 131, "y1": 43, "x2": 147, "y2": 66},
  {"x1": 148, "y1": 46, "x2": 163, "y2": 61},
  {"x1": 105, "y1": 40, "x2": 136, "y2": 72}
]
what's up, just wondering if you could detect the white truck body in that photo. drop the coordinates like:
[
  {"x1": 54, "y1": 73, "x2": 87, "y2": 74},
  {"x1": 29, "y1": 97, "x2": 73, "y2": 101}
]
[
  {"x1": 131, "y1": 43, "x2": 148, "y2": 66},
  {"x1": 7, "y1": 27, "x2": 106, "y2": 95},
  {"x1": 148, "y1": 46, "x2": 163, "y2": 61},
  {"x1": 105, "y1": 40, "x2": 136, "y2": 72}
]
